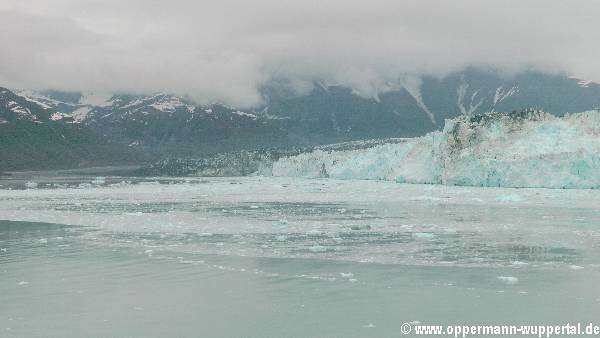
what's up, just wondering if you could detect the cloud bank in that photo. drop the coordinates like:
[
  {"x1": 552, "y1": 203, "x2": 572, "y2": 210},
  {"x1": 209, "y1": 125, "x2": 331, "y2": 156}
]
[{"x1": 1, "y1": 0, "x2": 599, "y2": 106}]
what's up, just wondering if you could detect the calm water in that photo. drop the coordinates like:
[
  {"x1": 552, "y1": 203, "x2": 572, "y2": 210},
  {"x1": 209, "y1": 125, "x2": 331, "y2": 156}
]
[{"x1": 1, "y1": 175, "x2": 600, "y2": 337}]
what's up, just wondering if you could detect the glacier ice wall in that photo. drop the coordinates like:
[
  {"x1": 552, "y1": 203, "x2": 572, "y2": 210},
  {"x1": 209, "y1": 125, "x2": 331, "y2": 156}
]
[{"x1": 271, "y1": 110, "x2": 600, "y2": 189}]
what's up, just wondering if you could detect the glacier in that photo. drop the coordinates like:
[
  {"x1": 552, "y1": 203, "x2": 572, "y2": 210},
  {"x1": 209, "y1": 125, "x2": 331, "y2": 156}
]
[{"x1": 271, "y1": 110, "x2": 600, "y2": 189}]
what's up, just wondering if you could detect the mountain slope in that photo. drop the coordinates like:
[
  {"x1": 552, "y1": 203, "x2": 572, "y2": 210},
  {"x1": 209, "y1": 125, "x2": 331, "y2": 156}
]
[
  {"x1": 420, "y1": 68, "x2": 600, "y2": 125},
  {"x1": 0, "y1": 87, "x2": 73, "y2": 123},
  {"x1": 0, "y1": 122, "x2": 142, "y2": 171},
  {"x1": 0, "y1": 88, "x2": 145, "y2": 171}
]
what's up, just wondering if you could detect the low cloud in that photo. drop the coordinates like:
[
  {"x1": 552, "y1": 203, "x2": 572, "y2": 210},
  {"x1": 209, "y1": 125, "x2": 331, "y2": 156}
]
[{"x1": 1, "y1": 0, "x2": 599, "y2": 106}]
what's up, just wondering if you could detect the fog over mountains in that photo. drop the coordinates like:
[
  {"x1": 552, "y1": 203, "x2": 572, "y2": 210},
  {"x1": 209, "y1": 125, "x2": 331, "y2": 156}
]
[
  {"x1": 3, "y1": 1, "x2": 600, "y2": 106},
  {"x1": 2, "y1": 68, "x2": 600, "y2": 171}
]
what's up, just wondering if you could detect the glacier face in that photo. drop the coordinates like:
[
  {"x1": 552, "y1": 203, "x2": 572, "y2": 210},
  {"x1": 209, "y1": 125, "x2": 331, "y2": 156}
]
[{"x1": 271, "y1": 110, "x2": 600, "y2": 189}]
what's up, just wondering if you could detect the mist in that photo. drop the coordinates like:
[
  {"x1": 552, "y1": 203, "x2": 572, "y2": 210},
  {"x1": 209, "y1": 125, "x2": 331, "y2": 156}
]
[{"x1": 1, "y1": 0, "x2": 598, "y2": 106}]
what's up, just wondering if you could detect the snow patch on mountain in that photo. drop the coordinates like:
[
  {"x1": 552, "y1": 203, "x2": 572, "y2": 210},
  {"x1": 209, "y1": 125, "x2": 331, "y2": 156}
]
[
  {"x1": 493, "y1": 86, "x2": 519, "y2": 106},
  {"x1": 7, "y1": 101, "x2": 37, "y2": 121},
  {"x1": 49, "y1": 112, "x2": 73, "y2": 121},
  {"x1": 16, "y1": 90, "x2": 74, "y2": 111},
  {"x1": 569, "y1": 76, "x2": 594, "y2": 88},
  {"x1": 18, "y1": 94, "x2": 52, "y2": 109},
  {"x1": 70, "y1": 106, "x2": 92, "y2": 121},
  {"x1": 108, "y1": 93, "x2": 195, "y2": 115},
  {"x1": 79, "y1": 92, "x2": 113, "y2": 107},
  {"x1": 401, "y1": 76, "x2": 436, "y2": 124},
  {"x1": 148, "y1": 95, "x2": 194, "y2": 113},
  {"x1": 456, "y1": 77, "x2": 484, "y2": 116},
  {"x1": 231, "y1": 111, "x2": 258, "y2": 119},
  {"x1": 578, "y1": 80, "x2": 592, "y2": 88}
]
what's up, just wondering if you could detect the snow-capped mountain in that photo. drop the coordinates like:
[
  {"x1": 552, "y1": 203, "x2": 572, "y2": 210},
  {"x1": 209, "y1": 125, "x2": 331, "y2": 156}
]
[
  {"x1": 8, "y1": 68, "x2": 600, "y2": 166},
  {"x1": 15, "y1": 90, "x2": 288, "y2": 155},
  {"x1": 14, "y1": 90, "x2": 195, "y2": 123},
  {"x1": 0, "y1": 87, "x2": 144, "y2": 171},
  {"x1": 0, "y1": 87, "x2": 73, "y2": 124},
  {"x1": 419, "y1": 68, "x2": 600, "y2": 125}
]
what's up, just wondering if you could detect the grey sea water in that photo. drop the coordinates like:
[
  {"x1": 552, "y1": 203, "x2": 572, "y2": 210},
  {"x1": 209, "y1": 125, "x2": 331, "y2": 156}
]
[{"x1": 1, "y1": 175, "x2": 600, "y2": 337}]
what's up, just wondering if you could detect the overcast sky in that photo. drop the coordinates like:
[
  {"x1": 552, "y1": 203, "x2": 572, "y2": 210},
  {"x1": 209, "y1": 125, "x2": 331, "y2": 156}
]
[{"x1": 1, "y1": 0, "x2": 598, "y2": 106}]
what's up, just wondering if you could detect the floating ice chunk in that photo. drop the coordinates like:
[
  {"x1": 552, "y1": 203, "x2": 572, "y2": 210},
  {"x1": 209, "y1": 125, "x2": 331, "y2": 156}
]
[
  {"x1": 569, "y1": 265, "x2": 584, "y2": 270},
  {"x1": 412, "y1": 232, "x2": 435, "y2": 239},
  {"x1": 18, "y1": 281, "x2": 29, "y2": 285},
  {"x1": 124, "y1": 212, "x2": 144, "y2": 216},
  {"x1": 91, "y1": 177, "x2": 106, "y2": 185},
  {"x1": 24, "y1": 181, "x2": 38, "y2": 189},
  {"x1": 109, "y1": 181, "x2": 132, "y2": 187},
  {"x1": 349, "y1": 224, "x2": 371, "y2": 231},
  {"x1": 495, "y1": 194, "x2": 524, "y2": 202},
  {"x1": 411, "y1": 196, "x2": 442, "y2": 202},
  {"x1": 138, "y1": 181, "x2": 160, "y2": 186},
  {"x1": 340, "y1": 273, "x2": 354, "y2": 278},
  {"x1": 497, "y1": 276, "x2": 519, "y2": 284},
  {"x1": 308, "y1": 245, "x2": 329, "y2": 253}
]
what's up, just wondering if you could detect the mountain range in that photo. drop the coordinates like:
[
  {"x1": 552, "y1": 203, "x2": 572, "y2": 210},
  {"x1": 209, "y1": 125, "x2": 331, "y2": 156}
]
[{"x1": 2, "y1": 67, "x2": 600, "y2": 171}]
